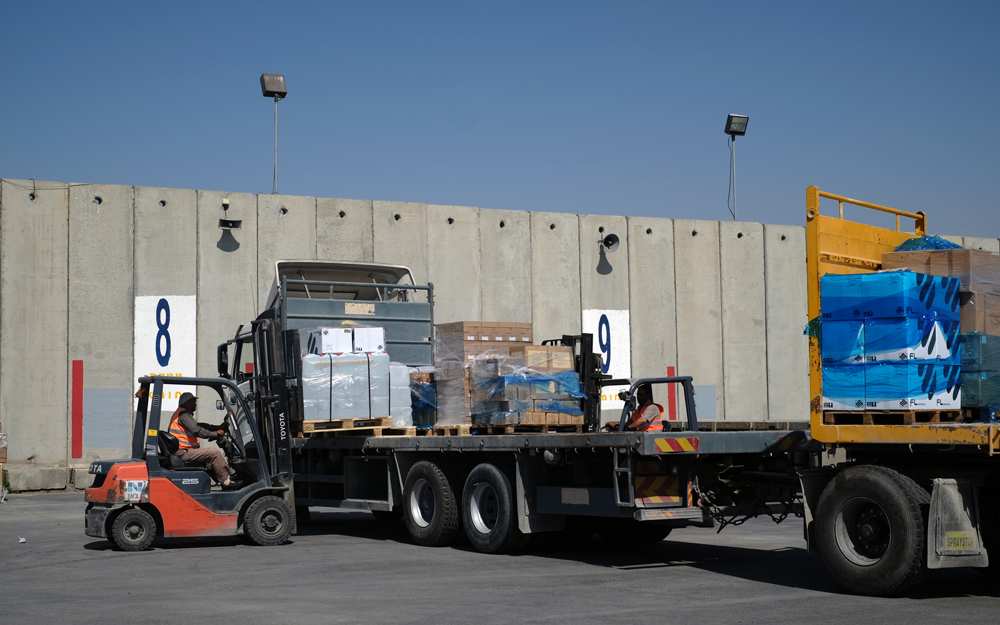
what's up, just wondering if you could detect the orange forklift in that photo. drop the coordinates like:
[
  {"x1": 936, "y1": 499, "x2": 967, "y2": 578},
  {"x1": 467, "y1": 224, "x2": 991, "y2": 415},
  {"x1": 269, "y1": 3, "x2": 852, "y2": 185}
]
[{"x1": 84, "y1": 372, "x2": 297, "y2": 550}]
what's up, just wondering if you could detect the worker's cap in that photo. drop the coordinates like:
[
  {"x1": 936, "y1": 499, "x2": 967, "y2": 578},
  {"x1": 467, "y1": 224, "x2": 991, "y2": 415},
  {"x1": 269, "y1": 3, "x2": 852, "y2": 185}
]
[{"x1": 178, "y1": 392, "x2": 197, "y2": 409}]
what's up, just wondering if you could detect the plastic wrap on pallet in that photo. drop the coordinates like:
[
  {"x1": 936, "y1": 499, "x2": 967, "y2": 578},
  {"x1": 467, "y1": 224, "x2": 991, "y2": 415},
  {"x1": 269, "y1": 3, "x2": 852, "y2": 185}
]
[
  {"x1": 822, "y1": 362, "x2": 961, "y2": 411},
  {"x1": 960, "y1": 371, "x2": 1000, "y2": 408},
  {"x1": 820, "y1": 270, "x2": 960, "y2": 321},
  {"x1": 469, "y1": 350, "x2": 584, "y2": 424},
  {"x1": 389, "y1": 362, "x2": 413, "y2": 427},
  {"x1": 894, "y1": 235, "x2": 963, "y2": 252},
  {"x1": 300, "y1": 352, "x2": 390, "y2": 421}
]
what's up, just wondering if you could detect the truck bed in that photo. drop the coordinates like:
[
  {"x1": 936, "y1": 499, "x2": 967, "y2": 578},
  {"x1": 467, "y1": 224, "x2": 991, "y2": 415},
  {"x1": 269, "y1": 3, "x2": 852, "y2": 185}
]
[{"x1": 293, "y1": 428, "x2": 804, "y2": 456}]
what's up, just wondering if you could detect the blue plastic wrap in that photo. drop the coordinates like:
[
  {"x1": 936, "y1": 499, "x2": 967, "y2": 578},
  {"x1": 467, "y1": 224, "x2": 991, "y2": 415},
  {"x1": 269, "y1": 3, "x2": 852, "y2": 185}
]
[
  {"x1": 822, "y1": 362, "x2": 961, "y2": 410},
  {"x1": 820, "y1": 270, "x2": 960, "y2": 321},
  {"x1": 894, "y1": 235, "x2": 962, "y2": 252},
  {"x1": 864, "y1": 318, "x2": 961, "y2": 364}
]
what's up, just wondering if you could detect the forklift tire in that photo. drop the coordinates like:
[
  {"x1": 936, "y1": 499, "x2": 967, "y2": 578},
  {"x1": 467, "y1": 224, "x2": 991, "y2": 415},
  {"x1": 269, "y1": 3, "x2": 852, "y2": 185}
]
[
  {"x1": 461, "y1": 463, "x2": 528, "y2": 554},
  {"x1": 815, "y1": 465, "x2": 929, "y2": 596},
  {"x1": 244, "y1": 496, "x2": 293, "y2": 546},
  {"x1": 403, "y1": 461, "x2": 459, "y2": 547},
  {"x1": 109, "y1": 507, "x2": 157, "y2": 552}
]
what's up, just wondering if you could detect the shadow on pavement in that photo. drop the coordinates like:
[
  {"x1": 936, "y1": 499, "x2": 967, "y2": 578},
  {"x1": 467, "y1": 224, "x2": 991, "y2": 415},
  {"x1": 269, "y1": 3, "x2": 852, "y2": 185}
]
[{"x1": 299, "y1": 511, "x2": 1000, "y2": 598}]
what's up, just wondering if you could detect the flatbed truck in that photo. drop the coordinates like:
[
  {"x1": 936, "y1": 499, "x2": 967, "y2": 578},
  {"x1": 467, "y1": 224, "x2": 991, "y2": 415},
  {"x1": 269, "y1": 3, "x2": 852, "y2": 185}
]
[{"x1": 85, "y1": 186, "x2": 1000, "y2": 596}]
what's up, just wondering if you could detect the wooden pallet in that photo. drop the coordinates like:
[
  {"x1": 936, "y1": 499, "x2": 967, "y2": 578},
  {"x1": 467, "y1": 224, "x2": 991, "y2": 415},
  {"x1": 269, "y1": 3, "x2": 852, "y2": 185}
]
[
  {"x1": 307, "y1": 425, "x2": 416, "y2": 437},
  {"x1": 428, "y1": 424, "x2": 473, "y2": 436},
  {"x1": 479, "y1": 424, "x2": 584, "y2": 435},
  {"x1": 303, "y1": 417, "x2": 392, "y2": 433},
  {"x1": 822, "y1": 410, "x2": 963, "y2": 426}
]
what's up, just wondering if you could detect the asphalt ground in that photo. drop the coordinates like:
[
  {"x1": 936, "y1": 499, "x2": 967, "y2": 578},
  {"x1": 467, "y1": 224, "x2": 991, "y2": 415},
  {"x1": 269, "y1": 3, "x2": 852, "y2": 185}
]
[{"x1": 1, "y1": 491, "x2": 998, "y2": 625}]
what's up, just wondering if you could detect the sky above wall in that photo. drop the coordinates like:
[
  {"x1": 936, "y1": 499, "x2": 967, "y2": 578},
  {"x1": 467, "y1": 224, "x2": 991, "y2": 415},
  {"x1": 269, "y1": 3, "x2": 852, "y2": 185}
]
[{"x1": 2, "y1": 0, "x2": 997, "y2": 233}]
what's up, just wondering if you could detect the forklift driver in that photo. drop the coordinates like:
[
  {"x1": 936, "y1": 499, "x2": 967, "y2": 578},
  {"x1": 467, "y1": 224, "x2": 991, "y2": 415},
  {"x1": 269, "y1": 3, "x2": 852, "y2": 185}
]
[
  {"x1": 625, "y1": 383, "x2": 664, "y2": 432},
  {"x1": 168, "y1": 392, "x2": 234, "y2": 488}
]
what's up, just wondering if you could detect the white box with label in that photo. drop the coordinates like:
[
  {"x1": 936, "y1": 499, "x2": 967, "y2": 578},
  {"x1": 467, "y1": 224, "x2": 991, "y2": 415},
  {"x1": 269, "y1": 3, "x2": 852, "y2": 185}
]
[{"x1": 353, "y1": 327, "x2": 386, "y2": 353}]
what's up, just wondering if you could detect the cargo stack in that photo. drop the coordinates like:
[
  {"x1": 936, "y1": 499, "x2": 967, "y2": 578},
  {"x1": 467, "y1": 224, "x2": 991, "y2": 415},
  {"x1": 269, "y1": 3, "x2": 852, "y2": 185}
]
[
  {"x1": 433, "y1": 321, "x2": 532, "y2": 423},
  {"x1": 820, "y1": 270, "x2": 962, "y2": 413},
  {"x1": 883, "y1": 248, "x2": 1000, "y2": 418},
  {"x1": 469, "y1": 345, "x2": 584, "y2": 428}
]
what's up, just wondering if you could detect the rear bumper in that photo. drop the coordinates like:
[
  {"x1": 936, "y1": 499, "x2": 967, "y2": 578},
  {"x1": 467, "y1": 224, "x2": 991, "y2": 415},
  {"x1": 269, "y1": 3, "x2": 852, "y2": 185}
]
[{"x1": 84, "y1": 503, "x2": 116, "y2": 538}]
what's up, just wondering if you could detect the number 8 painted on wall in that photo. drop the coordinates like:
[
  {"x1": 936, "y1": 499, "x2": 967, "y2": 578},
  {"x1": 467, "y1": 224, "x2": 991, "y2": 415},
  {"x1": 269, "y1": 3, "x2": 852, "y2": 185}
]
[
  {"x1": 155, "y1": 298, "x2": 171, "y2": 367},
  {"x1": 598, "y1": 313, "x2": 611, "y2": 374}
]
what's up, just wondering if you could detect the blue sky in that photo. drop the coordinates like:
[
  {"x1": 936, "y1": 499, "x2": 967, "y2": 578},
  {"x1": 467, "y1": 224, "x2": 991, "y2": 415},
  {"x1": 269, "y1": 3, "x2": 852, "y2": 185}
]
[{"x1": 2, "y1": 1, "x2": 997, "y2": 233}]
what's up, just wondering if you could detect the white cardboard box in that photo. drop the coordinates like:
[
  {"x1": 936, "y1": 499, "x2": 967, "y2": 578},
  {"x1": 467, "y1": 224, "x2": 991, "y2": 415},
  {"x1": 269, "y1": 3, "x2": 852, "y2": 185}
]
[
  {"x1": 320, "y1": 328, "x2": 353, "y2": 354},
  {"x1": 353, "y1": 327, "x2": 386, "y2": 353}
]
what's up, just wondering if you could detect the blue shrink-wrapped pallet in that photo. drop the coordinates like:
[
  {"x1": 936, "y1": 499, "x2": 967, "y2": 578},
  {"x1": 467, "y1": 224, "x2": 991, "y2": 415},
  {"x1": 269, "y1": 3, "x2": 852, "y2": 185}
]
[
  {"x1": 821, "y1": 365, "x2": 867, "y2": 410},
  {"x1": 864, "y1": 318, "x2": 961, "y2": 364},
  {"x1": 821, "y1": 270, "x2": 961, "y2": 321},
  {"x1": 865, "y1": 362, "x2": 961, "y2": 410},
  {"x1": 821, "y1": 320, "x2": 866, "y2": 365}
]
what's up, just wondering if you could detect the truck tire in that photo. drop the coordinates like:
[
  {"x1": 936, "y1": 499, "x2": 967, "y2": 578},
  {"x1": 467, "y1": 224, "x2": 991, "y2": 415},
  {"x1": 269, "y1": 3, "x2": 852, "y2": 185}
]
[
  {"x1": 815, "y1": 465, "x2": 929, "y2": 596},
  {"x1": 244, "y1": 496, "x2": 293, "y2": 546},
  {"x1": 403, "y1": 461, "x2": 459, "y2": 547},
  {"x1": 462, "y1": 463, "x2": 528, "y2": 553},
  {"x1": 110, "y1": 507, "x2": 157, "y2": 552}
]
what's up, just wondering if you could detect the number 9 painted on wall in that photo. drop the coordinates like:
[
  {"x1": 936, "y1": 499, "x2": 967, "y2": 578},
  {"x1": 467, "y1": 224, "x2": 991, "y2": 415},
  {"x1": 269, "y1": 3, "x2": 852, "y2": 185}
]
[
  {"x1": 155, "y1": 297, "x2": 171, "y2": 367},
  {"x1": 598, "y1": 313, "x2": 611, "y2": 373}
]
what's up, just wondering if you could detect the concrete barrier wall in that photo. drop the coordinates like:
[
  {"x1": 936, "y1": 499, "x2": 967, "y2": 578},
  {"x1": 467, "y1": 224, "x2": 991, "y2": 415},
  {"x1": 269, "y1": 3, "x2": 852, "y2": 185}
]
[{"x1": 2, "y1": 176, "x2": 996, "y2": 489}]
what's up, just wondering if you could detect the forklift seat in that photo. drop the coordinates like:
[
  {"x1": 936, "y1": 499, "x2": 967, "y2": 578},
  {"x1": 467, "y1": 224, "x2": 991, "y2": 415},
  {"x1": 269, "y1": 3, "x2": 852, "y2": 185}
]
[{"x1": 156, "y1": 431, "x2": 202, "y2": 471}]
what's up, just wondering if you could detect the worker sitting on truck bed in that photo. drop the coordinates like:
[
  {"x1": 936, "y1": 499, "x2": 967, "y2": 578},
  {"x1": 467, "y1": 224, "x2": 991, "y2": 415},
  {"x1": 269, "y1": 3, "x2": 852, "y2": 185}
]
[
  {"x1": 626, "y1": 384, "x2": 664, "y2": 432},
  {"x1": 168, "y1": 392, "x2": 234, "y2": 488}
]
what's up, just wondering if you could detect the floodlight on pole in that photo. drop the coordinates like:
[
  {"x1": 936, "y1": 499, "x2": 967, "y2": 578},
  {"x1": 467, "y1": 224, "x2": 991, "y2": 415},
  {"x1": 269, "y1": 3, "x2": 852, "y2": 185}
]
[
  {"x1": 260, "y1": 73, "x2": 287, "y2": 194},
  {"x1": 724, "y1": 113, "x2": 749, "y2": 220}
]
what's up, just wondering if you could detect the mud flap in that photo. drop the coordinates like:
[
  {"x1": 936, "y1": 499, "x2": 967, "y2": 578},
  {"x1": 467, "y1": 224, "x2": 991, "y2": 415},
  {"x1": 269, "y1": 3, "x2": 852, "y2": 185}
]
[{"x1": 927, "y1": 478, "x2": 989, "y2": 569}]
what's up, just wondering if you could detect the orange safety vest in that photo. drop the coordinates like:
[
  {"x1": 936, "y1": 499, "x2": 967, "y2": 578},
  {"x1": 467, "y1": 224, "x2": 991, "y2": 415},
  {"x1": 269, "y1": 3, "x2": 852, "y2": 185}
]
[
  {"x1": 629, "y1": 401, "x2": 665, "y2": 432},
  {"x1": 168, "y1": 410, "x2": 200, "y2": 450}
]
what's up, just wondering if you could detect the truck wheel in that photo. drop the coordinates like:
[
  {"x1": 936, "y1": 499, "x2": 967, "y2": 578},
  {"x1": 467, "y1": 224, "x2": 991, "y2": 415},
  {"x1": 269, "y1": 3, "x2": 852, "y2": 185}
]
[
  {"x1": 403, "y1": 461, "x2": 459, "y2": 547},
  {"x1": 110, "y1": 507, "x2": 157, "y2": 552},
  {"x1": 815, "y1": 465, "x2": 929, "y2": 596},
  {"x1": 462, "y1": 463, "x2": 528, "y2": 553},
  {"x1": 244, "y1": 496, "x2": 292, "y2": 546}
]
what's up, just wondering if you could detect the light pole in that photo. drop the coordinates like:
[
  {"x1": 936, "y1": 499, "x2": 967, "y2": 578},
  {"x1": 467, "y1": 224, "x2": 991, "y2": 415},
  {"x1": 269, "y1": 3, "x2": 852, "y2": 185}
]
[
  {"x1": 724, "y1": 113, "x2": 749, "y2": 220},
  {"x1": 260, "y1": 73, "x2": 288, "y2": 194}
]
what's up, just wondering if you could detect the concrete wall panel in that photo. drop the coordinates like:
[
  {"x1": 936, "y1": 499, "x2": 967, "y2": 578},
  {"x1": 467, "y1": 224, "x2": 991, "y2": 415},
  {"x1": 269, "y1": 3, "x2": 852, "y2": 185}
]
[
  {"x1": 134, "y1": 186, "x2": 197, "y2": 296},
  {"x1": 197, "y1": 190, "x2": 258, "y2": 379},
  {"x1": 1, "y1": 180, "x2": 69, "y2": 471},
  {"x1": 317, "y1": 197, "x2": 373, "y2": 262},
  {"x1": 579, "y1": 215, "x2": 629, "y2": 310},
  {"x1": 479, "y1": 208, "x2": 531, "y2": 322},
  {"x1": 69, "y1": 184, "x2": 133, "y2": 459},
  {"x1": 373, "y1": 201, "x2": 428, "y2": 294},
  {"x1": 257, "y1": 194, "x2": 317, "y2": 308},
  {"x1": 674, "y1": 219, "x2": 723, "y2": 420},
  {"x1": 426, "y1": 204, "x2": 481, "y2": 323},
  {"x1": 720, "y1": 221, "x2": 767, "y2": 420},
  {"x1": 764, "y1": 225, "x2": 809, "y2": 423},
  {"x1": 627, "y1": 217, "x2": 676, "y2": 408},
  {"x1": 963, "y1": 236, "x2": 1000, "y2": 253},
  {"x1": 530, "y1": 212, "x2": 581, "y2": 343}
]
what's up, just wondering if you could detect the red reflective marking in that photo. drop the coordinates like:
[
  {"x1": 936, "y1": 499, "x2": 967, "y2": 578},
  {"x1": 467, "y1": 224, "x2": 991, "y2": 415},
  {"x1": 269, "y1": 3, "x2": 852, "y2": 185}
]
[
  {"x1": 245, "y1": 362, "x2": 254, "y2": 374},
  {"x1": 666, "y1": 366, "x2": 677, "y2": 421},
  {"x1": 71, "y1": 359, "x2": 84, "y2": 459}
]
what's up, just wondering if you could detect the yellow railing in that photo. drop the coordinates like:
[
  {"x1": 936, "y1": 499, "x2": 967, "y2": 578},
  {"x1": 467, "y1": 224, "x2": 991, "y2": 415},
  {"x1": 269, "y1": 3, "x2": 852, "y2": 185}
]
[{"x1": 804, "y1": 185, "x2": 993, "y2": 451}]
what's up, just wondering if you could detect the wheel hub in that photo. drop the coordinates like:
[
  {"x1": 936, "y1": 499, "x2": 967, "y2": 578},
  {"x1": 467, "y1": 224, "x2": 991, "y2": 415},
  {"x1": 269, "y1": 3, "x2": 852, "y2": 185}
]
[
  {"x1": 835, "y1": 497, "x2": 891, "y2": 566},
  {"x1": 469, "y1": 482, "x2": 500, "y2": 535},
  {"x1": 409, "y1": 478, "x2": 435, "y2": 528}
]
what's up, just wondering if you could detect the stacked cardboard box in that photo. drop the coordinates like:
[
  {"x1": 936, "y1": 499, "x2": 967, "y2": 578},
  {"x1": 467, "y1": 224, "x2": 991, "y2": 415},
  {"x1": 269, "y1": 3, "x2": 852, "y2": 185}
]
[
  {"x1": 882, "y1": 248, "x2": 1000, "y2": 411},
  {"x1": 433, "y1": 321, "x2": 533, "y2": 424},
  {"x1": 820, "y1": 271, "x2": 962, "y2": 410},
  {"x1": 882, "y1": 249, "x2": 1000, "y2": 334},
  {"x1": 470, "y1": 345, "x2": 582, "y2": 426}
]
